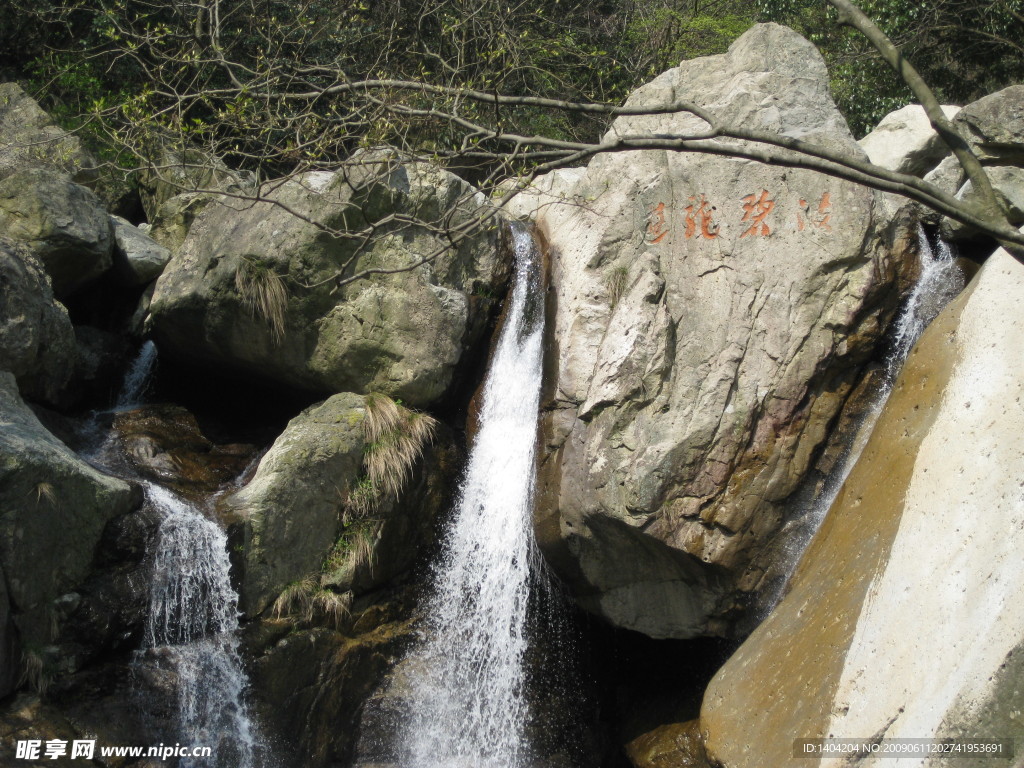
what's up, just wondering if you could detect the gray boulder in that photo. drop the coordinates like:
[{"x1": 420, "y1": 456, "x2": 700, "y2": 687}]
[
  {"x1": 0, "y1": 238, "x2": 76, "y2": 405},
  {"x1": 942, "y1": 165, "x2": 1024, "y2": 241},
  {"x1": 858, "y1": 104, "x2": 960, "y2": 176},
  {"x1": 954, "y1": 84, "x2": 1024, "y2": 163},
  {"x1": 935, "y1": 86, "x2": 1024, "y2": 240},
  {"x1": 150, "y1": 155, "x2": 508, "y2": 406},
  {"x1": 138, "y1": 143, "x2": 256, "y2": 223},
  {"x1": 0, "y1": 372, "x2": 138, "y2": 650},
  {"x1": 0, "y1": 83, "x2": 95, "y2": 183},
  {"x1": 111, "y1": 214, "x2": 171, "y2": 284},
  {"x1": 533, "y1": 23, "x2": 912, "y2": 638},
  {"x1": 0, "y1": 167, "x2": 113, "y2": 297},
  {"x1": 224, "y1": 393, "x2": 367, "y2": 616}
]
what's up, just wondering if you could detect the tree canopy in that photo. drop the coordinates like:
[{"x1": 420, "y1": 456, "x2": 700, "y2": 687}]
[{"x1": 2, "y1": 0, "x2": 1022, "y2": 250}]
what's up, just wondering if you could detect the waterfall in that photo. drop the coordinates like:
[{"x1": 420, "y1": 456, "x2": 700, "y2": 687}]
[
  {"x1": 887, "y1": 228, "x2": 965, "y2": 374},
  {"x1": 765, "y1": 227, "x2": 965, "y2": 610},
  {"x1": 398, "y1": 224, "x2": 546, "y2": 768},
  {"x1": 116, "y1": 340, "x2": 158, "y2": 409},
  {"x1": 142, "y1": 483, "x2": 262, "y2": 767}
]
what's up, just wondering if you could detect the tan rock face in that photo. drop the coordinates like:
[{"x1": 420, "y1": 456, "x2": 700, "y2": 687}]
[
  {"x1": 701, "y1": 246, "x2": 1024, "y2": 766},
  {"x1": 534, "y1": 24, "x2": 911, "y2": 639},
  {"x1": 625, "y1": 720, "x2": 710, "y2": 768}
]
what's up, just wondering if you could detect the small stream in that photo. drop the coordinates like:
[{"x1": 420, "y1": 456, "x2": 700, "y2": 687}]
[
  {"x1": 764, "y1": 226, "x2": 966, "y2": 610},
  {"x1": 78, "y1": 341, "x2": 270, "y2": 767}
]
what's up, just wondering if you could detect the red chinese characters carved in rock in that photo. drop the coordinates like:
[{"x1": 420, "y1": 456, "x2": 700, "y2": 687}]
[
  {"x1": 740, "y1": 190, "x2": 775, "y2": 237},
  {"x1": 647, "y1": 202, "x2": 669, "y2": 244},
  {"x1": 684, "y1": 194, "x2": 720, "y2": 239},
  {"x1": 797, "y1": 192, "x2": 833, "y2": 232}
]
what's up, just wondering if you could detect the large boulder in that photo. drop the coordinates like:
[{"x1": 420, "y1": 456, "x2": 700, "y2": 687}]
[
  {"x1": 138, "y1": 143, "x2": 256, "y2": 223},
  {"x1": 149, "y1": 154, "x2": 509, "y2": 406},
  {"x1": 0, "y1": 372, "x2": 138, "y2": 654},
  {"x1": 224, "y1": 393, "x2": 368, "y2": 616},
  {"x1": 701, "y1": 245, "x2": 1024, "y2": 766},
  {"x1": 858, "y1": 104, "x2": 960, "y2": 177},
  {"x1": 110, "y1": 214, "x2": 171, "y2": 284},
  {"x1": 0, "y1": 166, "x2": 113, "y2": 297},
  {"x1": 0, "y1": 83, "x2": 95, "y2": 183},
  {"x1": 533, "y1": 23, "x2": 912, "y2": 639},
  {"x1": 0, "y1": 238, "x2": 76, "y2": 405},
  {"x1": 225, "y1": 392, "x2": 455, "y2": 617},
  {"x1": 954, "y1": 84, "x2": 1024, "y2": 163},
  {"x1": 934, "y1": 86, "x2": 1024, "y2": 241}
]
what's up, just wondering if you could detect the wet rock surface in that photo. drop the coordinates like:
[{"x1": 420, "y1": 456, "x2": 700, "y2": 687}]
[{"x1": 701, "y1": 246, "x2": 1024, "y2": 767}]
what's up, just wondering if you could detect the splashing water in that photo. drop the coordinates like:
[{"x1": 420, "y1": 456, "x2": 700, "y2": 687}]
[
  {"x1": 887, "y1": 228, "x2": 965, "y2": 376},
  {"x1": 116, "y1": 340, "x2": 158, "y2": 409},
  {"x1": 143, "y1": 483, "x2": 262, "y2": 768},
  {"x1": 399, "y1": 224, "x2": 546, "y2": 768},
  {"x1": 766, "y1": 227, "x2": 965, "y2": 610}
]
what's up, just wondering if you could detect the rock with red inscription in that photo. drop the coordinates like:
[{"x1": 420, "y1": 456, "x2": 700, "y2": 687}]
[{"x1": 532, "y1": 23, "x2": 914, "y2": 638}]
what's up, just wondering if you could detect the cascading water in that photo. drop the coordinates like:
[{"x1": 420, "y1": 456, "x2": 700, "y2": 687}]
[
  {"x1": 887, "y1": 228, "x2": 965, "y2": 374},
  {"x1": 398, "y1": 223, "x2": 546, "y2": 768},
  {"x1": 116, "y1": 340, "x2": 159, "y2": 409},
  {"x1": 766, "y1": 227, "x2": 965, "y2": 608},
  {"x1": 141, "y1": 483, "x2": 264, "y2": 767}
]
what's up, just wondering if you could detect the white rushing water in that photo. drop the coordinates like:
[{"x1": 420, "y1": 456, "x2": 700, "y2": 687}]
[
  {"x1": 887, "y1": 228, "x2": 965, "y2": 374},
  {"x1": 767, "y1": 227, "x2": 965, "y2": 607},
  {"x1": 398, "y1": 224, "x2": 546, "y2": 768},
  {"x1": 116, "y1": 340, "x2": 158, "y2": 409},
  {"x1": 143, "y1": 484, "x2": 262, "y2": 768}
]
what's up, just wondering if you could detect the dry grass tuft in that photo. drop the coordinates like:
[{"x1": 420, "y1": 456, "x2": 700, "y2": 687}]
[
  {"x1": 235, "y1": 257, "x2": 288, "y2": 343},
  {"x1": 345, "y1": 393, "x2": 437, "y2": 518},
  {"x1": 271, "y1": 575, "x2": 352, "y2": 630},
  {"x1": 604, "y1": 264, "x2": 630, "y2": 308},
  {"x1": 271, "y1": 574, "x2": 318, "y2": 621},
  {"x1": 34, "y1": 482, "x2": 56, "y2": 507},
  {"x1": 324, "y1": 521, "x2": 379, "y2": 577},
  {"x1": 311, "y1": 589, "x2": 352, "y2": 630},
  {"x1": 19, "y1": 648, "x2": 48, "y2": 694}
]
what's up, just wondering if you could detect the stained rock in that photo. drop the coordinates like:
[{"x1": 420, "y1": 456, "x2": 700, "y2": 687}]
[
  {"x1": 701, "y1": 244, "x2": 1024, "y2": 766},
  {"x1": 533, "y1": 23, "x2": 911, "y2": 638},
  {"x1": 107, "y1": 404, "x2": 256, "y2": 496},
  {"x1": 625, "y1": 720, "x2": 710, "y2": 768},
  {"x1": 149, "y1": 153, "x2": 508, "y2": 406}
]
